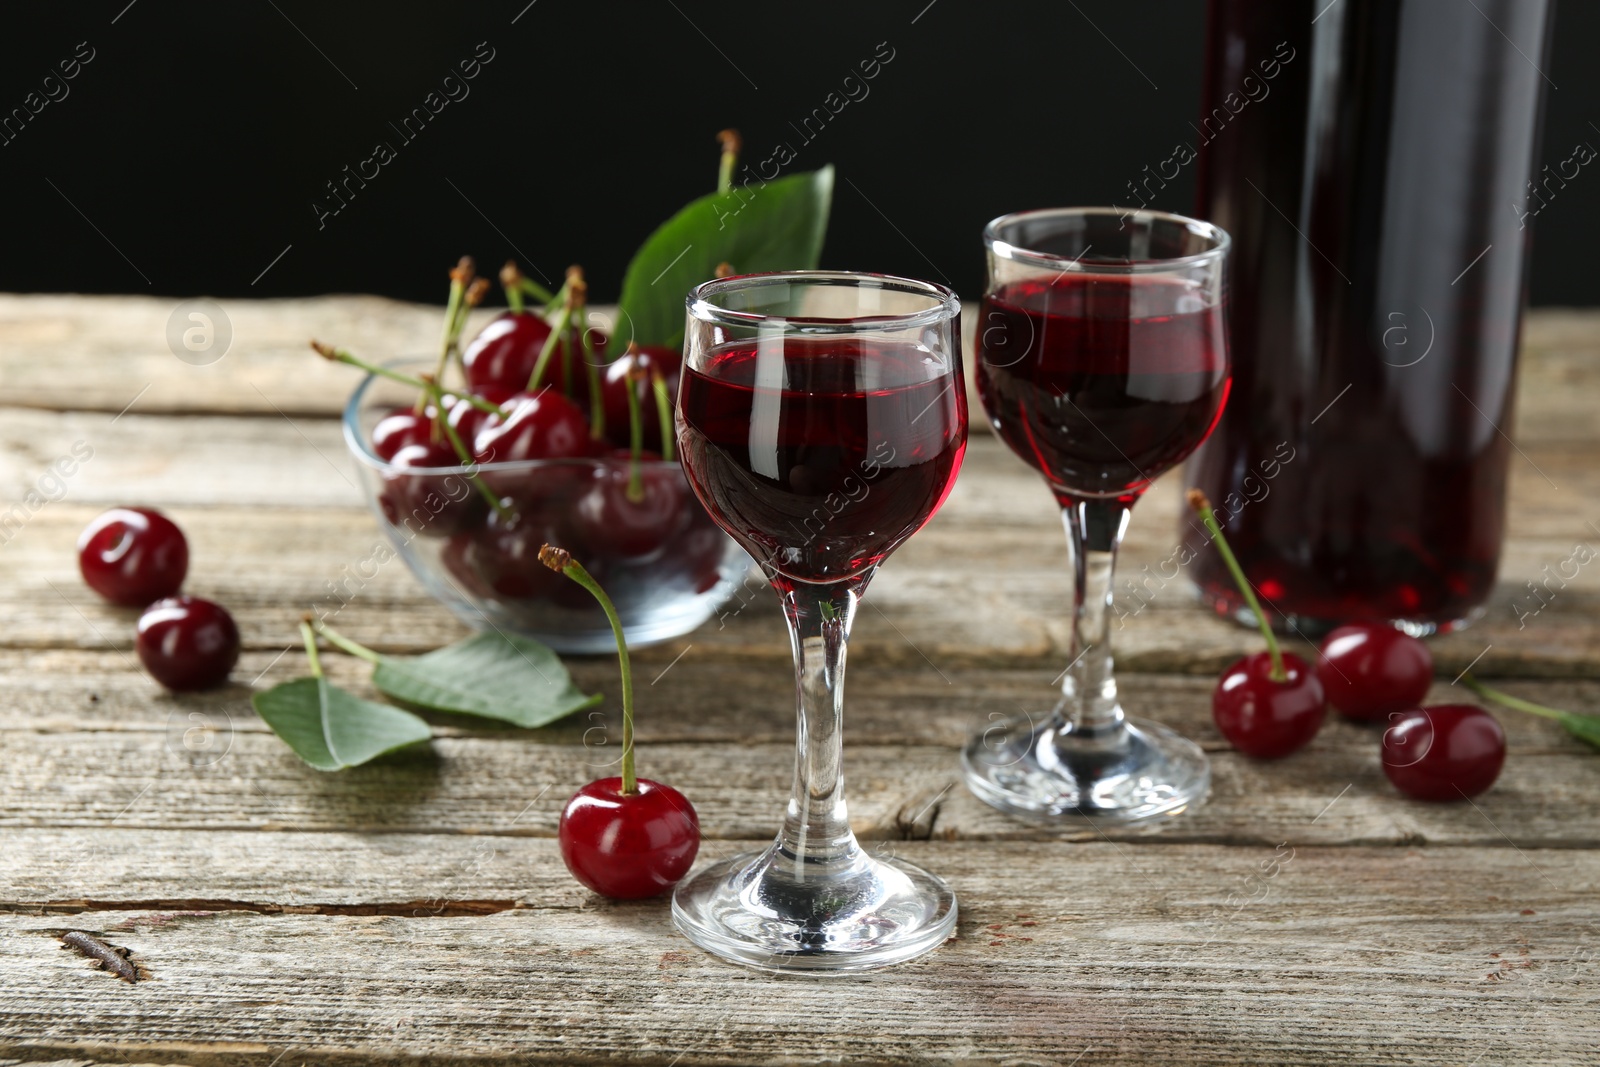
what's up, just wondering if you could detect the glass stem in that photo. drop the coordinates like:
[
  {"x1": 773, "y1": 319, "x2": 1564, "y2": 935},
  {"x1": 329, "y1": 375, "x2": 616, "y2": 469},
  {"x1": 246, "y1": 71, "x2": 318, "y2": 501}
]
[
  {"x1": 775, "y1": 578, "x2": 865, "y2": 873},
  {"x1": 1058, "y1": 498, "x2": 1132, "y2": 736}
]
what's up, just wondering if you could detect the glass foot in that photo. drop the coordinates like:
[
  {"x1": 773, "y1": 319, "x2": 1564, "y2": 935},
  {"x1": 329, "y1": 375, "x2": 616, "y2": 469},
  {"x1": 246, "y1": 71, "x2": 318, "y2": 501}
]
[
  {"x1": 962, "y1": 715, "x2": 1210, "y2": 824},
  {"x1": 671, "y1": 843, "x2": 957, "y2": 973}
]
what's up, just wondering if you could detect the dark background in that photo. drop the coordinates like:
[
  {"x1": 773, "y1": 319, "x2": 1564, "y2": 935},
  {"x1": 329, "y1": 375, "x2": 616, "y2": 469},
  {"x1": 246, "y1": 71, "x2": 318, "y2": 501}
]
[{"x1": 1, "y1": 1, "x2": 1594, "y2": 305}]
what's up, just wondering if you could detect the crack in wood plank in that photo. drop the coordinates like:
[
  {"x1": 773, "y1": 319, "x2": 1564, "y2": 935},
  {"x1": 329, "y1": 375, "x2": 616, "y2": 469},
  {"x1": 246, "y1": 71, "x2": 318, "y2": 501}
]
[
  {"x1": 13, "y1": 899, "x2": 519, "y2": 918},
  {"x1": 57, "y1": 931, "x2": 141, "y2": 983}
]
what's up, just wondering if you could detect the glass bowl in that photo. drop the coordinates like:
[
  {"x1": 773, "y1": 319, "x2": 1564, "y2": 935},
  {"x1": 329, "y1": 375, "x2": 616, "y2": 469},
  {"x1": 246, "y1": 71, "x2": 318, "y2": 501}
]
[{"x1": 342, "y1": 359, "x2": 750, "y2": 652}]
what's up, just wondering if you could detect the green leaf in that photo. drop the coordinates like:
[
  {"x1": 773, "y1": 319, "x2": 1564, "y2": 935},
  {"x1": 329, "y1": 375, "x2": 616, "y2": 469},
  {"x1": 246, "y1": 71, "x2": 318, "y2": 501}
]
[
  {"x1": 615, "y1": 165, "x2": 835, "y2": 351},
  {"x1": 371, "y1": 631, "x2": 601, "y2": 729},
  {"x1": 252, "y1": 678, "x2": 432, "y2": 771},
  {"x1": 1560, "y1": 713, "x2": 1600, "y2": 751}
]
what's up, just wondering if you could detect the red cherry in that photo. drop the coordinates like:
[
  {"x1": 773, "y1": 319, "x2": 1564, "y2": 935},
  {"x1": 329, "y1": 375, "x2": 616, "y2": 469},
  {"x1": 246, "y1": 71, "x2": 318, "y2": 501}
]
[
  {"x1": 463, "y1": 312, "x2": 603, "y2": 401},
  {"x1": 450, "y1": 468, "x2": 593, "y2": 607},
  {"x1": 1212, "y1": 651, "x2": 1326, "y2": 759},
  {"x1": 1381, "y1": 704, "x2": 1506, "y2": 801},
  {"x1": 668, "y1": 521, "x2": 732, "y2": 595},
  {"x1": 135, "y1": 595, "x2": 240, "y2": 691},
  {"x1": 472, "y1": 390, "x2": 592, "y2": 465},
  {"x1": 1317, "y1": 624, "x2": 1434, "y2": 721},
  {"x1": 370, "y1": 409, "x2": 433, "y2": 461},
  {"x1": 440, "y1": 532, "x2": 496, "y2": 600},
  {"x1": 379, "y1": 440, "x2": 485, "y2": 537},
  {"x1": 444, "y1": 386, "x2": 513, "y2": 452},
  {"x1": 558, "y1": 777, "x2": 699, "y2": 899},
  {"x1": 461, "y1": 508, "x2": 568, "y2": 601},
  {"x1": 462, "y1": 311, "x2": 553, "y2": 393},
  {"x1": 571, "y1": 461, "x2": 688, "y2": 559},
  {"x1": 600, "y1": 344, "x2": 682, "y2": 450},
  {"x1": 77, "y1": 507, "x2": 189, "y2": 606}
]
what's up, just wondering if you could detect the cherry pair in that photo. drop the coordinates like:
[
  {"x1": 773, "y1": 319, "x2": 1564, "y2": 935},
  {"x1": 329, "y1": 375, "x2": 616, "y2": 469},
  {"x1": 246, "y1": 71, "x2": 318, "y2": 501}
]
[
  {"x1": 462, "y1": 308, "x2": 682, "y2": 454},
  {"x1": 1213, "y1": 622, "x2": 1434, "y2": 760},
  {"x1": 77, "y1": 507, "x2": 240, "y2": 691}
]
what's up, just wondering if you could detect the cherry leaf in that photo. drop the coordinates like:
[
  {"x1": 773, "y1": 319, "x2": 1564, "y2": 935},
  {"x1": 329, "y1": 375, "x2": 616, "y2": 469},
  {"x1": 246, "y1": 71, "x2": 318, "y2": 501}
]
[
  {"x1": 252, "y1": 677, "x2": 431, "y2": 771},
  {"x1": 371, "y1": 631, "x2": 601, "y2": 728},
  {"x1": 614, "y1": 166, "x2": 834, "y2": 351}
]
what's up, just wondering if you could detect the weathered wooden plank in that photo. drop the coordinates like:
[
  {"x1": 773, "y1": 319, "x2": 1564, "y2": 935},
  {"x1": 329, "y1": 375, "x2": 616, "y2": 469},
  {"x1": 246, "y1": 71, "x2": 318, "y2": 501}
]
[
  {"x1": 3, "y1": 646, "x2": 1595, "y2": 848},
  {"x1": 0, "y1": 294, "x2": 496, "y2": 418},
  {"x1": 4, "y1": 649, "x2": 1595, "y2": 754},
  {"x1": 2, "y1": 718, "x2": 1596, "y2": 847},
  {"x1": 0, "y1": 842, "x2": 1594, "y2": 1066},
  {"x1": 0, "y1": 408, "x2": 363, "y2": 510}
]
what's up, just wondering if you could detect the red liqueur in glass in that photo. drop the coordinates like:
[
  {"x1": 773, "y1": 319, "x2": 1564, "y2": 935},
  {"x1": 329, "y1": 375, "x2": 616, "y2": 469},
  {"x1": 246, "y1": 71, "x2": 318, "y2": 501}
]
[
  {"x1": 978, "y1": 274, "x2": 1229, "y2": 503},
  {"x1": 678, "y1": 338, "x2": 965, "y2": 588}
]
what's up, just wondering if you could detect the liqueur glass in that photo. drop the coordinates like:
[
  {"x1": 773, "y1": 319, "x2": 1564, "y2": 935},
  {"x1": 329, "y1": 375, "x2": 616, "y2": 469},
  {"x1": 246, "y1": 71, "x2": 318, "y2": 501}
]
[
  {"x1": 671, "y1": 271, "x2": 966, "y2": 970},
  {"x1": 961, "y1": 208, "x2": 1231, "y2": 823}
]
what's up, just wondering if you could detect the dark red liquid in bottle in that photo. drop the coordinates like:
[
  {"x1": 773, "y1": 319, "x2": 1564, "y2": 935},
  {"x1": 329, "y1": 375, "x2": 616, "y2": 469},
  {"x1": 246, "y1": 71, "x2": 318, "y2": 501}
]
[
  {"x1": 1188, "y1": 0, "x2": 1554, "y2": 632},
  {"x1": 977, "y1": 274, "x2": 1230, "y2": 504},
  {"x1": 677, "y1": 339, "x2": 966, "y2": 588}
]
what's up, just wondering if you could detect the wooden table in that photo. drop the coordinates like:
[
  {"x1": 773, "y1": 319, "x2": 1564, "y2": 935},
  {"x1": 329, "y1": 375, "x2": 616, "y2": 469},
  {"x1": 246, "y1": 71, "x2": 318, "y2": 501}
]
[{"x1": 1, "y1": 296, "x2": 1596, "y2": 1066}]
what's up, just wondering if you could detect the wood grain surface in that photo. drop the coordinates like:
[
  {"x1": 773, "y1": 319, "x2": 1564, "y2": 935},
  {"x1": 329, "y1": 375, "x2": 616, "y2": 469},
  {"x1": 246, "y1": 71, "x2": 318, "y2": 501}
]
[{"x1": 0, "y1": 296, "x2": 1596, "y2": 1066}]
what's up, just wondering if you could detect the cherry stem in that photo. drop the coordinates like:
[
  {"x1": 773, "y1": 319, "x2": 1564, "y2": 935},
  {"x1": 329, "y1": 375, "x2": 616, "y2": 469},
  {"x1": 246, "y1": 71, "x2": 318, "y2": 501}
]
[
  {"x1": 299, "y1": 619, "x2": 325, "y2": 679},
  {"x1": 454, "y1": 390, "x2": 509, "y2": 418},
  {"x1": 435, "y1": 408, "x2": 511, "y2": 520},
  {"x1": 311, "y1": 619, "x2": 382, "y2": 664},
  {"x1": 624, "y1": 368, "x2": 645, "y2": 502},
  {"x1": 539, "y1": 546, "x2": 635, "y2": 794},
  {"x1": 434, "y1": 257, "x2": 473, "y2": 383},
  {"x1": 580, "y1": 312, "x2": 604, "y2": 439},
  {"x1": 651, "y1": 369, "x2": 675, "y2": 462},
  {"x1": 310, "y1": 343, "x2": 508, "y2": 418},
  {"x1": 500, "y1": 261, "x2": 525, "y2": 315},
  {"x1": 419, "y1": 371, "x2": 444, "y2": 444},
  {"x1": 455, "y1": 278, "x2": 489, "y2": 353},
  {"x1": 561, "y1": 326, "x2": 575, "y2": 397},
  {"x1": 1461, "y1": 674, "x2": 1565, "y2": 721},
  {"x1": 717, "y1": 128, "x2": 740, "y2": 195},
  {"x1": 516, "y1": 276, "x2": 558, "y2": 308},
  {"x1": 528, "y1": 301, "x2": 574, "y2": 393},
  {"x1": 1188, "y1": 488, "x2": 1285, "y2": 682},
  {"x1": 314, "y1": 341, "x2": 508, "y2": 519}
]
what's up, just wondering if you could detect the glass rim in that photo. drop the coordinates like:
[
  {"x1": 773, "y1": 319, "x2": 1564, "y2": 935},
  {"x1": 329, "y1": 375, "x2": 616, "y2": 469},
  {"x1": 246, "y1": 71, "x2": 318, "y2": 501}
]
[
  {"x1": 983, "y1": 207, "x2": 1231, "y2": 275},
  {"x1": 686, "y1": 270, "x2": 962, "y2": 333},
  {"x1": 341, "y1": 357, "x2": 681, "y2": 475}
]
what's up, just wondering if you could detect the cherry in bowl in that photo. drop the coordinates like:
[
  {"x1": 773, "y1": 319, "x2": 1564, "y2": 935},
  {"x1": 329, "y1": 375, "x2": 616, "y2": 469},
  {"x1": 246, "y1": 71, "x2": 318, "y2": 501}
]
[
  {"x1": 461, "y1": 311, "x2": 553, "y2": 394},
  {"x1": 571, "y1": 457, "x2": 688, "y2": 560},
  {"x1": 472, "y1": 388, "x2": 591, "y2": 459},
  {"x1": 378, "y1": 440, "x2": 487, "y2": 538},
  {"x1": 371, "y1": 409, "x2": 434, "y2": 461},
  {"x1": 600, "y1": 343, "x2": 682, "y2": 451},
  {"x1": 78, "y1": 507, "x2": 189, "y2": 607}
]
